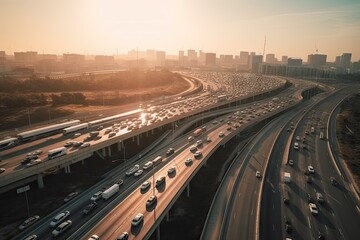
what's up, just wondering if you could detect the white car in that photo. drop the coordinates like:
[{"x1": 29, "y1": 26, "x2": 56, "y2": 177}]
[
  {"x1": 26, "y1": 159, "x2": 42, "y2": 168},
  {"x1": 256, "y1": 171, "x2": 262, "y2": 178},
  {"x1": 134, "y1": 169, "x2": 144, "y2": 177},
  {"x1": 140, "y1": 181, "x2": 151, "y2": 191},
  {"x1": 296, "y1": 135, "x2": 300, "y2": 141},
  {"x1": 309, "y1": 203, "x2": 318, "y2": 215},
  {"x1": 289, "y1": 159, "x2": 294, "y2": 166},
  {"x1": 293, "y1": 142, "x2": 299, "y2": 150},
  {"x1": 52, "y1": 220, "x2": 72, "y2": 237},
  {"x1": 50, "y1": 211, "x2": 70, "y2": 227},
  {"x1": 188, "y1": 136, "x2": 194, "y2": 142},
  {"x1": 131, "y1": 213, "x2": 144, "y2": 227},
  {"x1": 143, "y1": 161, "x2": 153, "y2": 170},
  {"x1": 196, "y1": 140, "x2": 203, "y2": 146},
  {"x1": 80, "y1": 142, "x2": 91, "y2": 148},
  {"x1": 90, "y1": 191, "x2": 103, "y2": 201},
  {"x1": 88, "y1": 235, "x2": 100, "y2": 240},
  {"x1": 218, "y1": 132, "x2": 225, "y2": 137},
  {"x1": 308, "y1": 166, "x2": 315, "y2": 173}
]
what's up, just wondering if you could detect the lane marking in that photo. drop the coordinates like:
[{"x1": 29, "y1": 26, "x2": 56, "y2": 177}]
[
  {"x1": 272, "y1": 224, "x2": 275, "y2": 232},
  {"x1": 307, "y1": 216, "x2": 311, "y2": 229}
]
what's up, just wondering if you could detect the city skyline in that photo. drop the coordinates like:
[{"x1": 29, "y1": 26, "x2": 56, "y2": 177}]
[{"x1": 1, "y1": 0, "x2": 360, "y2": 61}]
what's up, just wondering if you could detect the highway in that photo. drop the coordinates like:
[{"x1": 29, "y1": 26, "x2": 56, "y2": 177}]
[{"x1": 261, "y1": 86, "x2": 360, "y2": 240}]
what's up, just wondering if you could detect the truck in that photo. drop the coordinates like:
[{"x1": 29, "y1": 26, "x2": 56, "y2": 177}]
[
  {"x1": 62, "y1": 123, "x2": 89, "y2": 135},
  {"x1": 284, "y1": 172, "x2": 291, "y2": 183},
  {"x1": 102, "y1": 183, "x2": 120, "y2": 200},
  {"x1": 193, "y1": 128, "x2": 203, "y2": 137}
]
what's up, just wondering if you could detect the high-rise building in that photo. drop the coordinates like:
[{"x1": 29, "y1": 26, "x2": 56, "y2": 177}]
[
  {"x1": 249, "y1": 55, "x2": 263, "y2": 73},
  {"x1": 199, "y1": 50, "x2": 206, "y2": 65},
  {"x1": 205, "y1": 53, "x2": 216, "y2": 66},
  {"x1": 266, "y1": 53, "x2": 276, "y2": 63},
  {"x1": 307, "y1": 54, "x2": 327, "y2": 67},
  {"x1": 281, "y1": 56, "x2": 288, "y2": 64},
  {"x1": 288, "y1": 58, "x2": 302, "y2": 66},
  {"x1": 63, "y1": 53, "x2": 85, "y2": 73},
  {"x1": 335, "y1": 56, "x2": 341, "y2": 66},
  {"x1": 14, "y1": 51, "x2": 38, "y2": 65},
  {"x1": 146, "y1": 50, "x2": 157, "y2": 61},
  {"x1": 179, "y1": 51, "x2": 185, "y2": 66},
  {"x1": 239, "y1": 51, "x2": 249, "y2": 65},
  {"x1": 187, "y1": 50, "x2": 197, "y2": 61},
  {"x1": 156, "y1": 51, "x2": 166, "y2": 66},
  {"x1": 340, "y1": 53, "x2": 352, "y2": 68}
]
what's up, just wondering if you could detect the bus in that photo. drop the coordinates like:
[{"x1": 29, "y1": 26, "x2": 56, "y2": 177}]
[
  {"x1": 48, "y1": 147, "x2": 67, "y2": 159},
  {"x1": 0, "y1": 137, "x2": 18, "y2": 150},
  {"x1": 193, "y1": 128, "x2": 203, "y2": 137}
]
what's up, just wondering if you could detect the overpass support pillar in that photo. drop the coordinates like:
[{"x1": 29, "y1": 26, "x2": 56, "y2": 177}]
[
  {"x1": 64, "y1": 166, "x2": 68, "y2": 174},
  {"x1": 108, "y1": 146, "x2": 112, "y2": 157},
  {"x1": 137, "y1": 135, "x2": 140, "y2": 146},
  {"x1": 102, "y1": 148, "x2": 106, "y2": 157},
  {"x1": 67, "y1": 165, "x2": 71, "y2": 173},
  {"x1": 157, "y1": 226, "x2": 161, "y2": 240},
  {"x1": 186, "y1": 183, "x2": 190, "y2": 197},
  {"x1": 37, "y1": 173, "x2": 44, "y2": 189},
  {"x1": 117, "y1": 142, "x2": 122, "y2": 151}
]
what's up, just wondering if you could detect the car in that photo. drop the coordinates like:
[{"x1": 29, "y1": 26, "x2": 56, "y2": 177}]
[
  {"x1": 194, "y1": 151, "x2": 202, "y2": 158},
  {"x1": 140, "y1": 181, "x2": 151, "y2": 191},
  {"x1": 287, "y1": 128, "x2": 291, "y2": 132},
  {"x1": 316, "y1": 192, "x2": 324, "y2": 204},
  {"x1": 189, "y1": 146, "x2": 197, "y2": 152},
  {"x1": 64, "y1": 141, "x2": 74, "y2": 147},
  {"x1": 330, "y1": 177, "x2": 338, "y2": 186},
  {"x1": 296, "y1": 136, "x2": 300, "y2": 141},
  {"x1": 308, "y1": 165, "x2": 315, "y2": 173},
  {"x1": 307, "y1": 176, "x2": 313, "y2": 184},
  {"x1": 212, "y1": 120, "x2": 218, "y2": 125},
  {"x1": 72, "y1": 141, "x2": 82, "y2": 147},
  {"x1": 50, "y1": 210, "x2": 70, "y2": 227},
  {"x1": 307, "y1": 194, "x2": 315, "y2": 203},
  {"x1": 218, "y1": 132, "x2": 225, "y2": 137},
  {"x1": 309, "y1": 203, "x2": 318, "y2": 215},
  {"x1": 26, "y1": 159, "x2": 42, "y2": 168},
  {"x1": 226, "y1": 126, "x2": 232, "y2": 131},
  {"x1": 318, "y1": 231, "x2": 325, "y2": 240},
  {"x1": 284, "y1": 216, "x2": 293, "y2": 233},
  {"x1": 64, "y1": 192, "x2": 78, "y2": 203},
  {"x1": 33, "y1": 149, "x2": 43, "y2": 155},
  {"x1": 185, "y1": 158, "x2": 193, "y2": 166},
  {"x1": 166, "y1": 148, "x2": 175, "y2": 156},
  {"x1": 19, "y1": 215, "x2": 40, "y2": 230},
  {"x1": 201, "y1": 126, "x2": 207, "y2": 132},
  {"x1": 80, "y1": 142, "x2": 91, "y2": 148},
  {"x1": 108, "y1": 132, "x2": 116, "y2": 137},
  {"x1": 293, "y1": 142, "x2": 299, "y2": 150},
  {"x1": 24, "y1": 235, "x2": 37, "y2": 240},
  {"x1": 303, "y1": 144, "x2": 307, "y2": 149},
  {"x1": 52, "y1": 220, "x2": 72, "y2": 237},
  {"x1": 131, "y1": 213, "x2": 144, "y2": 227},
  {"x1": 88, "y1": 235, "x2": 100, "y2": 240},
  {"x1": 206, "y1": 136, "x2": 212, "y2": 142},
  {"x1": 188, "y1": 136, "x2": 194, "y2": 142},
  {"x1": 143, "y1": 161, "x2": 153, "y2": 170},
  {"x1": 104, "y1": 128, "x2": 112, "y2": 134},
  {"x1": 146, "y1": 195, "x2": 157, "y2": 207},
  {"x1": 196, "y1": 140, "x2": 203, "y2": 146},
  {"x1": 288, "y1": 159, "x2": 294, "y2": 166},
  {"x1": 73, "y1": 133, "x2": 81, "y2": 137},
  {"x1": 305, "y1": 130, "x2": 309, "y2": 135},
  {"x1": 256, "y1": 171, "x2": 262, "y2": 178},
  {"x1": 156, "y1": 176, "x2": 165, "y2": 187},
  {"x1": 90, "y1": 191, "x2": 103, "y2": 201},
  {"x1": 98, "y1": 125, "x2": 104, "y2": 130},
  {"x1": 283, "y1": 190, "x2": 290, "y2": 204},
  {"x1": 304, "y1": 169, "x2": 310, "y2": 175},
  {"x1": 83, "y1": 201, "x2": 98, "y2": 215},
  {"x1": 116, "y1": 179, "x2": 124, "y2": 186},
  {"x1": 0, "y1": 168, "x2": 5, "y2": 174},
  {"x1": 168, "y1": 166, "x2": 176, "y2": 175},
  {"x1": 134, "y1": 169, "x2": 144, "y2": 177},
  {"x1": 117, "y1": 232, "x2": 129, "y2": 240}
]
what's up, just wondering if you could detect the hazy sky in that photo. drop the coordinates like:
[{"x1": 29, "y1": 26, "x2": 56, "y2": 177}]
[{"x1": 1, "y1": 0, "x2": 359, "y2": 61}]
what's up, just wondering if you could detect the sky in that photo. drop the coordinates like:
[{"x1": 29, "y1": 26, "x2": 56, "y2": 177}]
[{"x1": 1, "y1": 0, "x2": 360, "y2": 61}]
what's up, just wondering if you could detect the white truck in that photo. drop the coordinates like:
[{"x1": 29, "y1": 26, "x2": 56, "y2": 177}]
[
  {"x1": 102, "y1": 183, "x2": 120, "y2": 200},
  {"x1": 284, "y1": 172, "x2": 291, "y2": 183}
]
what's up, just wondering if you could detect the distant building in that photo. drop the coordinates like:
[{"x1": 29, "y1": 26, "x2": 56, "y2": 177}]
[
  {"x1": 0, "y1": 51, "x2": 6, "y2": 72},
  {"x1": 239, "y1": 51, "x2": 249, "y2": 65},
  {"x1": 288, "y1": 58, "x2": 302, "y2": 66},
  {"x1": 249, "y1": 55, "x2": 263, "y2": 73},
  {"x1": 14, "y1": 51, "x2": 38, "y2": 66},
  {"x1": 307, "y1": 54, "x2": 327, "y2": 67},
  {"x1": 187, "y1": 50, "x2": 197, "y2": 61},
  {"x1": 266, "y1": 53, "x2": 276, "y2": 63},
  {"x1": 335, "y1": 56, "x2": 341, "y2": 66},
  {"x1": 146, "y1": 50, "x2": 157, "y2": 61},
  {"x1": 94, "y1": 55, "x2": 115, "y2": 70},
  {"x1": 281, "y1": 56, "x2": 288, "y2": 64},
  {"x1": 156, "y1": 51, "x2": 166, "y2": 66},
  {"x1": 340, "y1": 53, "x2": 352, "y2": 69},
  {"x1": 205, "y1": 53, "x2": 216, "y2": 66},
  {"x1": 199, "y1": 50, "x2": 206, "y2": 65},
  {"x1": 353, "y1": 61, "x2": 360, "y2": 72},
  {"x1": 178, "y1": 50, "x2": 185, "y2": 66},
  {"x1": 63, "y1": 53, "x2": 85, "y2": 73}
]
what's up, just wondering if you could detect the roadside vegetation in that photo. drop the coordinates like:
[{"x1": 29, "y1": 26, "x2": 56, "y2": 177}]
[{"x1": 336, "y1": 93, "x2": 360, "y2": 189}]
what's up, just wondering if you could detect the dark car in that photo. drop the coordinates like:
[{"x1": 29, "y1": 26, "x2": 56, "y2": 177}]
[
  {"x1": 307, "y1": 194, "x2": 315, "y2": 203},
  {"x1": 64, "y1": 192, "x2": 78, "y2": 203},
  {"x1": 330, "y1": 177, "x2": 338, "y2": 186},
  {"x1": 307, "y1": 176, "x2": 313, "y2": 184},
  {"x1": 166, "y1": 148, "x2": 175, "y2": 156},
  {"x1": 284, "y1": 216, "x2": 292, "y2": 233},
  {"x1": 83, "y1": 202, "x2": 98, "y2": 215}
]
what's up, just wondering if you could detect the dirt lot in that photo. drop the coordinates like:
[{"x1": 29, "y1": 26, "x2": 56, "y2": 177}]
[{"x1": 336, "y1": 93, "x2": 360, "y2": 190}]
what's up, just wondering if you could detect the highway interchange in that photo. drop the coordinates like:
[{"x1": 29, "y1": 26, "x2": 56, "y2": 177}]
[{"x1": 0, "y1": 71, "x2": 358, "y2": 240}]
